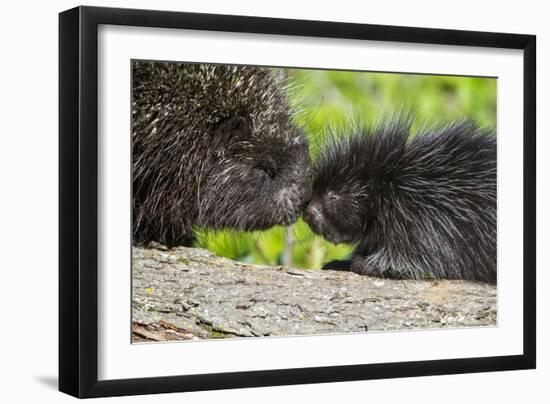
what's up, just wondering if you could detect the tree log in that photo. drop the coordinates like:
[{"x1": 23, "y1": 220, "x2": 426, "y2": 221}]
[{"x1": 132, "y1": 245, "x2": 497, "y2": 342}]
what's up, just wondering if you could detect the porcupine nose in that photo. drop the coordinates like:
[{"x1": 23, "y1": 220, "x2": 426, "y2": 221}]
[{"x1": 303, "y1": 201, "x2": 322, "y2": 229}]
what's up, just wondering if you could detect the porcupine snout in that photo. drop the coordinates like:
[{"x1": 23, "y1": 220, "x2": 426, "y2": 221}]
[
  {"x1": 276, "y1": 162, "x2": 313, "y2": 226},
  {"x1": 303, "y1": 199, "x2": 324, "y2": 234}
]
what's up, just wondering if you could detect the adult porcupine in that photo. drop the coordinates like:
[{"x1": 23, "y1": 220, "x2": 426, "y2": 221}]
[
  {"x1": 303, "y1": 119, "x2": 497, "y2": 283},
  {"x1": 132, "y1": 61, "x2": 312, "y2": 247}
]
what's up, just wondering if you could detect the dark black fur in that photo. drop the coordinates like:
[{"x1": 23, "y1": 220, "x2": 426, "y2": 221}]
[
  {"x1": 303, "y1": 120, "x2": 497, "y2": 283},
  {"x1": 132, "y1": 61, "x2": 312, "y2": 247}
]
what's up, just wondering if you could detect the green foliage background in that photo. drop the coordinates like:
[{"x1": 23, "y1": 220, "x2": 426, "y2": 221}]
[{"x1": 195, "y1": 69, "x2": 497, "y2": 269}]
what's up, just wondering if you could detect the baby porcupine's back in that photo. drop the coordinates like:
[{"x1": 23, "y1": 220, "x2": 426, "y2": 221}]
[{"x1": 305, "y1": 119, "x2": 497, "y2": 283}]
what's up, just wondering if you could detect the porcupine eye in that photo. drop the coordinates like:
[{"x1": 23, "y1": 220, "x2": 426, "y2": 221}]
[
  {"x1": 324, "y1": 190, "x2": 364, "y2": 230},
  {"x1": 251, "y1": 156, "x2": 278, "y2": 180},
  {"x1": 253, "y1": 164, "x2": 276, "y2": 179},
  {"x1": 323, "y1": 191, "x2": 343, "y2": 211}
]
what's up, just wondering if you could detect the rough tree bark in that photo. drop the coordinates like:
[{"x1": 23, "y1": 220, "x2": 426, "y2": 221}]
[{"x1": 132, "y1": 245, "x2": 497, "y2": 342}]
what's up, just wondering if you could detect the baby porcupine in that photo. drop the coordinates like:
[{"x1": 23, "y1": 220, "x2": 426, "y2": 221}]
[
  {"x1": 303, "y1": 119, "x2": 497, "y2": 283},
  {"x1": 132, "y1": 61, "x2": 312, "y2": 247}
]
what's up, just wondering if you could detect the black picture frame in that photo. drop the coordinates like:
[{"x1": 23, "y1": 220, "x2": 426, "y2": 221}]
[{"x1": 59, "y1": 5, "x2": 536, "y2": 398}]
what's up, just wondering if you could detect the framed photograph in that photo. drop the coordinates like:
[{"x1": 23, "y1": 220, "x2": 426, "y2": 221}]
[{"x1": 59, "y1": 6, "x2": 536, "y2": 398}]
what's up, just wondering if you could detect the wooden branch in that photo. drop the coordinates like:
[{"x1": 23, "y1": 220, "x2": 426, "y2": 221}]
[{"x1": 132, "y1": 246, "x2": 497, "y2": 342}]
